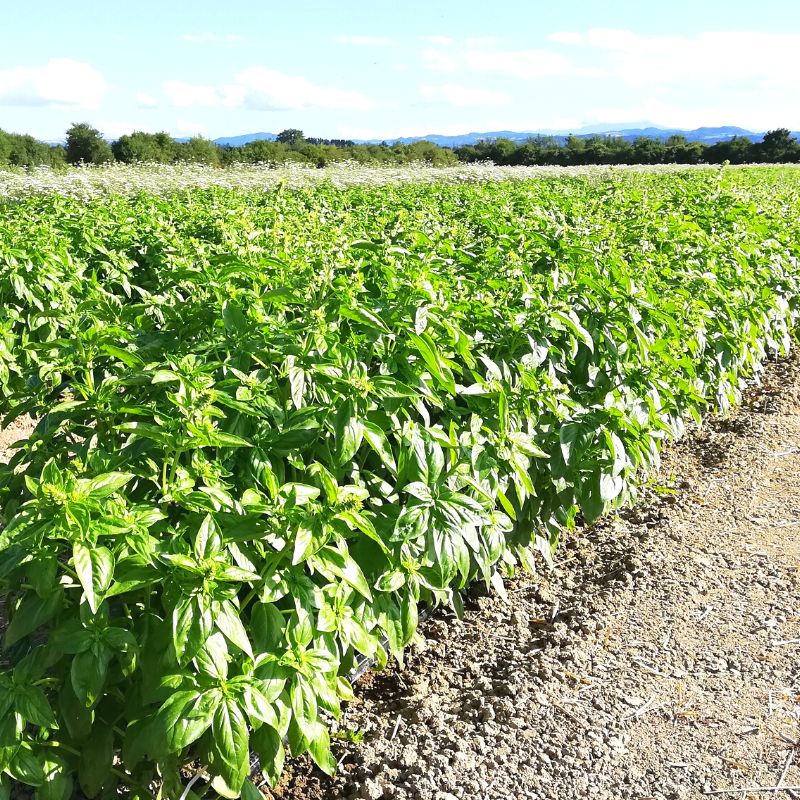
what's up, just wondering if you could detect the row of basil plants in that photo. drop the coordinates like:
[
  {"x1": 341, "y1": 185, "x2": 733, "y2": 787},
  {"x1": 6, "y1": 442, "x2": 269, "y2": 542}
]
[{"x1": 1, "y1": 168, "x2": 799, "y2": 799}]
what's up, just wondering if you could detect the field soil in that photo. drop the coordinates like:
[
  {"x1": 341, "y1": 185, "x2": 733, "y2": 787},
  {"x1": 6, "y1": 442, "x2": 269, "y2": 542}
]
[
  {"x1": 0, "y1": 415, "x2": 34, "y2": 464},
  {"x1": 269, "y1": 353, "x2": 800, "y2": 800}
]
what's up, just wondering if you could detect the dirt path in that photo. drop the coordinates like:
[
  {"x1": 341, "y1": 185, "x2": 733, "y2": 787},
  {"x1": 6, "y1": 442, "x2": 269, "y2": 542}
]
[{"x1": 271, "y1": 354, "x2": 800, "y2": 800}]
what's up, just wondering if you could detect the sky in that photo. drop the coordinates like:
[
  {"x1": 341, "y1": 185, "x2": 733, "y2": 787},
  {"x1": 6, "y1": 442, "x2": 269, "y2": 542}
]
[{"x1": 1, "y1": 0, "x2": 799, "y2": 142}]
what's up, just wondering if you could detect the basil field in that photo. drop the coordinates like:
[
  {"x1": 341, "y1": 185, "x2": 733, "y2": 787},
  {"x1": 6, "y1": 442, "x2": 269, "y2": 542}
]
[{"x1": 1, "y1": 165, "x2": 799, "y2": 799}]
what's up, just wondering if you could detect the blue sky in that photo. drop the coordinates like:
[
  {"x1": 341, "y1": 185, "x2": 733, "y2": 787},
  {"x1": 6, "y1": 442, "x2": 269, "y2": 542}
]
[{"x1": 1, "y1": 0, "x2": 799, "y2": 141}]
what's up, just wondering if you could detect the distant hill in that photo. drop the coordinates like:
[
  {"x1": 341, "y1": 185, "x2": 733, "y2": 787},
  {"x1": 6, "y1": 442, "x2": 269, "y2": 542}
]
[
  {"x1": 199, "y1": 125, "x2": 798, "y2": 149},
  {"x1": 213, "y1": 132, "x2": 277, "y2": 147},
  {"x1": 362, "y1": 126, "x2": 772, "y2": 148}
]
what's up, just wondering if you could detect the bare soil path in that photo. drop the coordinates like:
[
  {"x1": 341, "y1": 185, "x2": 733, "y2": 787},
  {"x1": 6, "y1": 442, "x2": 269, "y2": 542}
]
[{"x1": 271, "y1": 354, "x2": 800, "y2": 800}]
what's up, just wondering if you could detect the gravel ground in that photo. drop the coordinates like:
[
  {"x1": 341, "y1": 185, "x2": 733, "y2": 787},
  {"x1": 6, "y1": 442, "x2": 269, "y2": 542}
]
[{"x1": 267, "y1": 353, "x2": 800, "y2": 800}]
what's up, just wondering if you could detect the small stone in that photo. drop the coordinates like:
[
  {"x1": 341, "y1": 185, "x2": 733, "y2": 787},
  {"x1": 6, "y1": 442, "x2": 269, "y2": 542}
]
[
  {"x1": 400, "y1": 745, "x2": 419, "y2": 769},
  {"x1": 359, "y1": 778, "x2": 385, "y2": 800}
]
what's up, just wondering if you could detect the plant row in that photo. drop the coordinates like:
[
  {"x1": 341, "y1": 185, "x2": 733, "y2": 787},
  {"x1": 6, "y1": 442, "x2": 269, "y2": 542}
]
[{"x1": 1, "y1": 168, "x2": 799, "y2": 799}]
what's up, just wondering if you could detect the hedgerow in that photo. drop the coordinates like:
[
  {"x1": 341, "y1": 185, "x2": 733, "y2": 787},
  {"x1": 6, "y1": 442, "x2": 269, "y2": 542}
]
[{"x1": 1, "y1": 167, "x2": 799, "y2": 799}]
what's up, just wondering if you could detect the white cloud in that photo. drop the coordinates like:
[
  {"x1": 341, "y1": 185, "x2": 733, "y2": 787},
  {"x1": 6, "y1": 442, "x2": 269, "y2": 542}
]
[
  {"x1": 163, "y1": 69, "x2": 374, "y2": 112},
  {"x1": 181, "y1": 33, "x2": 244, "y2": 43},
  {"x1": 96, "y1": 120, "x2": 158, "y2": 139},
  {"x1": 582, "y1": 97, "x2": 792, "y2": 133},
  {"x1": 422, "y1": 46, "x2": 585, "y2": 80},
  {"x1": 422, "y1": 48, "x2": 460, "y2": 73},
  {"x1": 464, "y1": 49, "x2": 576, "y2": 79},
  {"x1": 465, "y1": 36, "x2": 500, "y2": 48},
  {"x1": 336, "y1": 122, "x2": 476, "y2": 140},
  {"x1": 175, "y1": 119, "x2": 210, "y2": 136},
  {"x1": 163, "y1": 80, "x2": 232, "y2": 108},
  {"x1": 235, "y1": 67, "x2": 374, "y2": 110},
  {"x1": 0, "y1": 59, "x2": 108, "y2": 108},
  {"x1": 421, "y1": 84, "x2": 512, "y2": 107},
  {"x1": 421, "y1": 35, "x2": 454, "y2": 46},
  {"x1": 555, "y1": 29, "x2": 800, "y2": 89},
  {"x1": 549, "y1": 31, "x2": 585, "y2": 45},
  {"x1": 335, "y1": 35, "x2": 393, "y2": 46},
  {"x1": 135, "y1": 92, "x2": 158, "y2": 108}
]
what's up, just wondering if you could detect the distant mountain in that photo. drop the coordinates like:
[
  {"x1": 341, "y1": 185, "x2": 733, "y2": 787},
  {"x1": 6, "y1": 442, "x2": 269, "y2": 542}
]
[
  {"x1": 382, "y1": 130, "x2": 535, "y2": 147},
  {"x1": 203, "y1": 125, "x2": 787, "y2": 149},
  {"x1": 213, "y1": 132, "x2": 277, "y2": 147},
  {"x1": 362, "y1": 125, "x2": 771, "y2": 148},
  {"x1": 572, "y1": 125, "x2": 761, "y2": 143}
]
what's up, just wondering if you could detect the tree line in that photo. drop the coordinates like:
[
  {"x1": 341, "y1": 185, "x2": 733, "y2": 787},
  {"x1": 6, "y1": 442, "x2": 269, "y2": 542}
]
[
  {"x1": 0, "y1": 124, "x2": 458, "y2": 169},
  {"x1": 455, "y1": 128, "x2": 800, "y2": 166},
  {"x1": 1, "y1": 123, "x2": 799, "y2": 170}
]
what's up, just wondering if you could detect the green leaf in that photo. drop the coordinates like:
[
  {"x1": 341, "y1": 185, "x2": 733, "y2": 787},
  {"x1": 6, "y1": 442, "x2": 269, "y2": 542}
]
[
  {"x1": 288, "y1": 363, "x2": 306, "y2": 409},
  {"x1": 157, "y1": 690, "x2": 216, "y2": 752},
  {"x1": 376, "y1": 570, "x2": 405, "y2": 592},
  {"x1": 578, "y1": 473, "x2": 605, "y2": 523},
  {"x1": 58, "y1": 681, "x2": 92, "y2": 741},
  {"x1": 551, "y1": 309, "x2": 594, "y2": 352},
  {"x1": 307, "y1": 723, "x2": 336, "y2": 776},
  {"x1": 100, "y1": 343, "x2": 144, "y2": 368},
  {"x1": 72, "y1": 543, "x2": 113, "y2": 614},
  {"x1": 362, "y1": 421, "x2": 397, "y2": 473},
  {"x1": 334, "y1": 401, "x2": 363, "y2": 465},
  {"x1": 213, "y1": 431, "x2": 253, "y2": 448},
  {"x1": 15, "y1": 686, "x2": 55, "y2": 728},
  {"x1": 241, "y1": 682, "x2": 278, "y2": 728},
  {"x1": 599, "y1": 471, "x2": 624, "y2": 502},
  {"x1": 194, "y1": 631, "x2": 229, "y2": 681},
  {"x1": 211, "y1": 699, "x2": 250, "y2": 793},
  {"x1": 70, "y1": 646, "x2": 109, "y2": 708},
  {"x1": 339, "y1": 303, "x2": 389, "y2": 332},
  {"x1": 335, "y1": 510, "x2": 389, "y2": 555},
  {"x1": 172, "y1": 595, "x2": 202, "y2": 662},
  {"x1": 4, "y1": 589, "x2": 62, "y2": 646},
  {"x1": 280, "y1": 483, "x2": 320, "y2": 505},
  {"x1": 241, "y1": 781, "x2": 266, "y2": 800},
  {"x1": 250, "y1": 725, "x2": 285, "y2": 788},
  {"x1": 262, "y1": 286, "x2": 300, "y2": 304},
  {"x1": 289, "y1": 677, "x2": 318, "y2": 740},
  {"x1": 78, "y1": 726, "x2": 113, "y2": 798},
  {"x1": 215, "y1": 601, "x2": 253, "y2": 657},
  {"x1": 408, "y1": 332, "x2": 456, "y2": 394},
  {"x1": 36, "y1": 757, "x2": 73, "y2": 800},
  {"x1": 7, "y1": 743, "x2": 44, "y2": 787},
  {"x1": 82, "y1": 472, "x2": 134, "y2": 498},
  {"x1": 312, "y1": 546, "x2": 372, "y2": 602},
  {"x1": 222, "y1": 299, "x2": 248, "y2": 333},
  {"x1": 194, "y1": 513, "x2": 222, "y2": 559}
]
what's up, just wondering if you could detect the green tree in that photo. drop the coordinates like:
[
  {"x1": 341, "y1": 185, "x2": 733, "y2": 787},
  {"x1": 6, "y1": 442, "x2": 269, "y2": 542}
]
[
  {"x1": 112, "y1": 131, "x2": 176, "y2": 163},
  {"x1": 175, "y1": 136, "x2": 221, "y2": 165},
  {"x1": 705, "y1": 136, "x2": 754, "y2": 164},
  {"x1": 756, "y1": 128, "x2": 799, "y2": 163},
  {"x1": 561, "y1": 134, "x2": 587, "y2": 165},
  {"x1": 65, "y1": 123, "x2": 114, "y2": 165},
  {"x1": 0, "y1": 131, "x2": 11, "y2": 165},
  {"x1": 630, "y1": 137, "x2": 666, "y2": 165},
  {"x1": 0, "y1": 129, "x2": 65, "y2": 168},
  {"x1": 276, "y1": 129, "x2": 305, "y2": 146}
]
